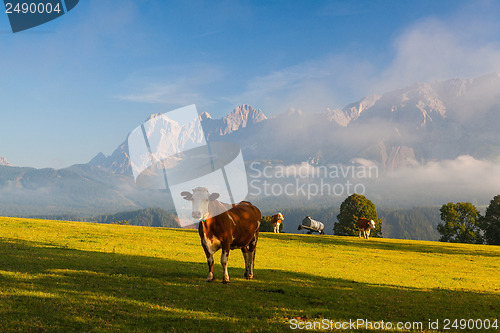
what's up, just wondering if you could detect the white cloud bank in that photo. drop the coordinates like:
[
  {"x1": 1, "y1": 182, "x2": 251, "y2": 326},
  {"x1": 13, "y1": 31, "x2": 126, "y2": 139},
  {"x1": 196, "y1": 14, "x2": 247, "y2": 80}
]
[
  {"x1": 366, "y1": 155, "x2": 500, "y2": 206},
  {"x1": 249, "y1": 155, "x2": 500, "y2": 207}
]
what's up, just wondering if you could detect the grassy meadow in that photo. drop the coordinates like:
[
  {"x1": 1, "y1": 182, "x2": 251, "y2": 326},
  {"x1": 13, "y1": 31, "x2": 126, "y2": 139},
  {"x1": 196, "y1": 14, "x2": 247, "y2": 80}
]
[{"x1": 0, "y1": 216, "x2": 499, "y2": 332}]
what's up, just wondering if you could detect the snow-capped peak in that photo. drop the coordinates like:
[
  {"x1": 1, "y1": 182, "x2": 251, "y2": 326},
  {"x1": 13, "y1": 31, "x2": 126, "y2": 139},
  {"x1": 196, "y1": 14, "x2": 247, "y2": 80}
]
[{"x1": 0, "y1": 155, "x2": 13, "y2": 167}]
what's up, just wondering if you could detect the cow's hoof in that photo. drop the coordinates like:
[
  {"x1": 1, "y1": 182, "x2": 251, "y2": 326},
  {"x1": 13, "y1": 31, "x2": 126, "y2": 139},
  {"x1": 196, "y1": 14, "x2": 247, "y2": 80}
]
[
  {"x1": 245, "y1": 275, "x2": 253, "y2": 280},
  {"x1": 206, "y1": 278, "x2": 214, "y2": 282},
  {"x1": 222, "y1": 279, "x2": 230, "y2": 284}
]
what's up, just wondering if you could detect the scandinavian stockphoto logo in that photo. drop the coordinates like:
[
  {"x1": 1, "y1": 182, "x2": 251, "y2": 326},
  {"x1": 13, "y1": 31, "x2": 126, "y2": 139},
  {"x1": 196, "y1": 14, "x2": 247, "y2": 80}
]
[
  {"x1": 4, "y1": 0, "x2": 79, "y2": 33},
  {"x1": 127, "y1": 105, "x2": 248, "y2": 227}
]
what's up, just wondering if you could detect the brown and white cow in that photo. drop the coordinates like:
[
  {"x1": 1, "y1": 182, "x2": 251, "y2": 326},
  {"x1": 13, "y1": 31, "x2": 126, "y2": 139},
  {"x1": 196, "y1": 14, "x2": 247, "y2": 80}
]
[
  {"x1": 270, "y1": 212, "x2": 284, "y2": 233},
  {"x1": 181, "y1": 187, "x2": 261, "y2": 283},
  {"x1": 358, "y1": 218, "x2": 376, "y2": 239}
]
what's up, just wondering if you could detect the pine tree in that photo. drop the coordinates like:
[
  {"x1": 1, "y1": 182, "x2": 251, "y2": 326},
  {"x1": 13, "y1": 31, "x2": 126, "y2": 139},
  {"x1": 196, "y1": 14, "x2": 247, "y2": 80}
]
[{"x1": 483, "y1": 195, "x2": 500, "y2": 245}]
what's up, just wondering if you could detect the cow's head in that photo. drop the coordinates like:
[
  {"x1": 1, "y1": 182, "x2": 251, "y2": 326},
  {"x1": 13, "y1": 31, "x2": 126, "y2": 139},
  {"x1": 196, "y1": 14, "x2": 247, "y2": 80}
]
[
  {"x1": 181, "y1": 187, "x2": 220, "y2": 220},
  {"x1": 369, "y1": 219, "x2": 376, "y2": 229},
  {"x1": 278, "y1": 212, "x2": 284, "y2": 220}
]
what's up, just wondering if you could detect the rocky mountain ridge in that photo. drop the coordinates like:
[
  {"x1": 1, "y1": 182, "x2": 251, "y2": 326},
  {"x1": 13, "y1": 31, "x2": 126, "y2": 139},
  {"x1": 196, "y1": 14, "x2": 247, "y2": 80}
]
[
  {"x1": 88, "y1": 74, "x2": 500, "y2": 174},
  {"x1": 0, "y1": 156, "x2": 12, "y2": 167}
]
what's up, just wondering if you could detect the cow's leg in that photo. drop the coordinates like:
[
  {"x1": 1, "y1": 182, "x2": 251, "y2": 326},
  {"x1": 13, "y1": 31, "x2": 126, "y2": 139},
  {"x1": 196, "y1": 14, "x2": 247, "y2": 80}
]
[
  {"x1": 358, "y1": 229, "x2": 362, "y2": 238},
  {"x1": 241, "y1": 246, "x2": 252, "y2": 278},
  {"x1": 200, "y1": 238, "x2": 215, "y2": 282},
  {"x1": 276, "y1": 223, "x2": 280, "y2": 233},
  {"x1": 221, "y1": 248, "x2": 230, "y2": 283},
  {"x1": 199, "y1": 223, "x2": 215, "y2": 282},
  {"x1": 246, "y1": 231, "x2": 259, "y2": 279},
  {"x1": 366, "y1": 229, "x2": 371, "y2": 239},
  {"x1": 206, "y1": 254, "x2": 214, "y2": 282},
  {"x1": 202, "y1": 242, "x2": 214, "y2": 282}
]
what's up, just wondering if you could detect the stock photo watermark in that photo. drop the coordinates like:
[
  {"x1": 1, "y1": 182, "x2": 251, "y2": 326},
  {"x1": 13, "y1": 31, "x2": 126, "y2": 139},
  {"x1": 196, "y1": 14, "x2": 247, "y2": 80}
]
[
  {"x1": 127, "y1": 105, "x2": 248, "y2": 227},
  {"x1": 4, "y1": 0, "x2": 79, "y2": 33},
  {"x1": 289, "y1": 318, "x2": 499, "y2": 331},
  {"x1": 248, "y1": 161, "x2": 379, "y2": 200}
]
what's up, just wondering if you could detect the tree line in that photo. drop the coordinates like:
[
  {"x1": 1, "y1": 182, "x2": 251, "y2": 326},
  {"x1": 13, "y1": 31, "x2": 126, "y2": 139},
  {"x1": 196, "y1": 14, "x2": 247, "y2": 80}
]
[
  {"x1": 260, "y1": 199, "x2": 441, "y2": 240},
  {"x1": 333, "y1": 193, "x2": 500, "y2": 245},
  {"x1": 437, "y1": 195, "x2": 500, "y2": 245},
  {"x1": 260, "y1": 193, "x2": 500, "y2": 245}
]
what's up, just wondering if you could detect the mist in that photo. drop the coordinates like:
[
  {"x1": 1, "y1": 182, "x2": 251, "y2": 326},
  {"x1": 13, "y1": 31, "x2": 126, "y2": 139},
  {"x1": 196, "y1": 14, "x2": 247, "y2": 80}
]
[{"x1": 247, "y1": 154, "x2": 500, "y2": 209}]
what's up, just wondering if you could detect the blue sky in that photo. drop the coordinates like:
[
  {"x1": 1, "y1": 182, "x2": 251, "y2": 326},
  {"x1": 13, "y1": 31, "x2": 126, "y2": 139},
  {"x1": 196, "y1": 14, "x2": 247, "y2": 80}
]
[{"x1": 1, "y1": 0, "x2": 500, "y2": 168}]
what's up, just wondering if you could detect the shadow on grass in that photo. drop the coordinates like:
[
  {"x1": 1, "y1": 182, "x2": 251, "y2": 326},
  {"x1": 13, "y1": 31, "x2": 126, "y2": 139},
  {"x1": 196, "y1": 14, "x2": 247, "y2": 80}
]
[
  {"x1": 262, "y1": 233, "x2": 500, "y2": 258},
  {"x1": 0, "y1": 239, "x2": 498, "y2": 332}
]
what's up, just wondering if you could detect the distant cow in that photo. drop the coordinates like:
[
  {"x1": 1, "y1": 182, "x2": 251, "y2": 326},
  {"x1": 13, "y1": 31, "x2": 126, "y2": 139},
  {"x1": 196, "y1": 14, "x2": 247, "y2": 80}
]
[
  {"x1": 181, "y1": 187, "x2": 261, "y2": 283},
  {"x1": 358, "y1": 218, "x2": 376, "y2": 239},
  {"x1": 271, "y1": 213, "x2": 284, "y2": 233},
  {"x1": 298, "y1": 216, "x2": 325, "y2": 235}
]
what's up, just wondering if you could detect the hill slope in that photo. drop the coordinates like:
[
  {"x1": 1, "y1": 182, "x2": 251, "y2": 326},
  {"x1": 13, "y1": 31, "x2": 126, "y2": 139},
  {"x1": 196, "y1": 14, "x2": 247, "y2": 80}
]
[
  {"x1": 0, "y1": 164, "x2": 173, "y2": 216},
  {"x1": 0, "y1": 217, "x2": 498, "y2": 332}
]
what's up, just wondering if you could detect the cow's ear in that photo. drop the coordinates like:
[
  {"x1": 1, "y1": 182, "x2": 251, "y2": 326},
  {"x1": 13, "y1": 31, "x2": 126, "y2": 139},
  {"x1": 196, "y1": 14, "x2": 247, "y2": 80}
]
[
  {"x1": 181, "y1": 191, "x2": 193, "y2": 200},
  {"x1": 209, "y1": 192, "x2": 220, "y2": 201}
]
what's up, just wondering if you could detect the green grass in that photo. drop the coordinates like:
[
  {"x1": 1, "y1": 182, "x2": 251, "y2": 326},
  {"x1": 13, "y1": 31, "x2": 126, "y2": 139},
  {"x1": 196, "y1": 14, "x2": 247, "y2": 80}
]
[{"x1": 0, "y1": 217, "x2": 499, "y2": 332}]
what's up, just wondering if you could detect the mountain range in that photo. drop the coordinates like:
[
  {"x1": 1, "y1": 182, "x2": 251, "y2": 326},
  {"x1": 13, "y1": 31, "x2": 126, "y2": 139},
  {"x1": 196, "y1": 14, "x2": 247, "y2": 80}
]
[
  {"x1": 88, "y1": 104, "x2": 268, "y2": 175},
  {"x1": 91, "y1": 73, "x2": 500, "y2": 174},
  {"x1": 1, "y1": 73, "x2": 500, "y2": 217}
]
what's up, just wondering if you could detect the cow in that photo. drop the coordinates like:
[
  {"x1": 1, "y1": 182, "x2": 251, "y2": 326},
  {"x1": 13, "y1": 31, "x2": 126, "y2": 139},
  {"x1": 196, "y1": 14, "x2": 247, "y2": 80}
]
[
  {"x1": 270, "y1": 212, "x2": 284, "y2": 233},
  {"x1": 181, "y1": 187, "x2": 261, "y2": 283},
  {"x1": 358, "y1": 218, "x2": 376, "y2": 239}
]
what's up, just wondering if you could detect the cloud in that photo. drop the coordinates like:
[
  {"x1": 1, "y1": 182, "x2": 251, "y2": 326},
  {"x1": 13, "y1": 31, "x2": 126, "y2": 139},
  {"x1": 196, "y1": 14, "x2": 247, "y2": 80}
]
[
  {"x1": 229, "y1": 55, "x2": 375, "y2": 114},
  {"x1": 112, "y1": 2, "x2": 500, "y2": 122},
  {"x1": 119, "y1": 81, "x2": 202, "y2": 105},
  {"x1": 117, "y1": 65, "x2": 224, "y2": 109},
  {"x1": 389, "y1": 155, "x2": 500, "y2": 185},
  {"x1": 250, "y1": 155, "x2": 500, "y2": 207},
  {"x1": 228, "y1": 3, "x2": 500, "y2": 115},
  {"x1": 377, "y1": 16, "x2": 500, "y2": 93},
  {"x1": 366, "y1": 155, "x2": 500, "y2": 206}
]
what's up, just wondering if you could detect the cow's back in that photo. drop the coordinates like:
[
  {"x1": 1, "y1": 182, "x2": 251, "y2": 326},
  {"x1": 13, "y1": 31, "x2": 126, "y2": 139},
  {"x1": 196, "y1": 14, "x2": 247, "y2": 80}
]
[
  {"x1": 358, "y1": 218, "x2": 370, "y2": 229},
  {"x1": 202, "y1": 200, "x2": 260, "y2": 248},
  {"x1": 228, "y1": 201, "x2": 261, "y2": 248}
]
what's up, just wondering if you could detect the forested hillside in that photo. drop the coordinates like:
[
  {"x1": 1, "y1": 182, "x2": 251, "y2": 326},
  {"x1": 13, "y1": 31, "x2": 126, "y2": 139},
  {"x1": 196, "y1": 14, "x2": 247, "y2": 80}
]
[
  {"x1": 379, "y1": 207, "x2": 441, "y2": 241},
  {"x1": 90, "y1": 208, "x2": 179, "y2": 228},
  {"x1": 27, "y1": 208, "x2": 179, "y2": 229}
]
